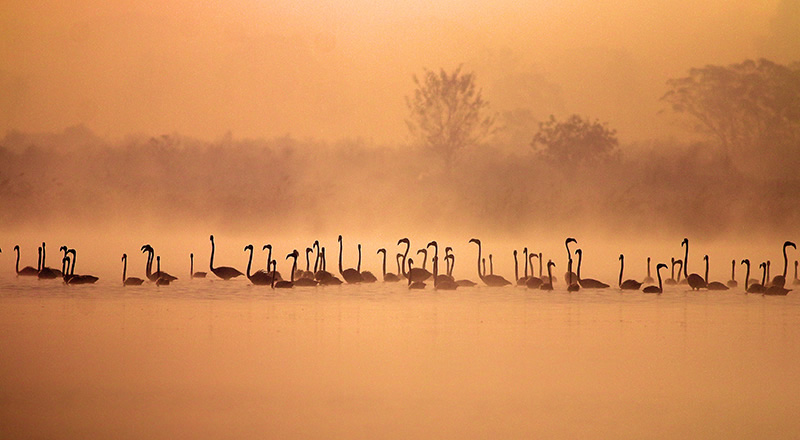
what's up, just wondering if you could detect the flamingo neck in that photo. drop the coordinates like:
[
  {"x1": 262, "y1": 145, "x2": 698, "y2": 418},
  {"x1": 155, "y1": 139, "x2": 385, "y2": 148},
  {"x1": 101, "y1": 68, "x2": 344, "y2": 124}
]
[
  {"x1": 567, "y1": 260, "x2": 574, "y2": 284},
  {"x1": 475, "y1": 243, "x2": 482, "y2": 279},
  {"x1": 210, "y1": 238, "x2": 216, "y2": 271},
  {"x1": 657, "y1": 266, "x2": 663, "y2": 290},
  {"x1": 783, "y1": 244, "x2": 789, "y2": 277},
  {"x1": 401, "y1": 242, "x2": 409, "y2": 277},
  {"x1": 246, "y1": 247, "x2": 253, "y2": 278},
  {"x1": 523, "y1": 249, "x2": 528, "y2": 278},
  {"x1": 145, "y1": 250, "x2": 153, "y2": 278},
  {"x1": 433, "y1": 257, "x2": 438, "y2": 288},
  {"x1": 683, "y1": 242, "x2": 689, "y2": 278},
  {"x1": 744, "y1": 263, "x2": 750, "y2": 289},
  {"x1": 338, "y1": 239, "x2": 344, "y2": 275}
]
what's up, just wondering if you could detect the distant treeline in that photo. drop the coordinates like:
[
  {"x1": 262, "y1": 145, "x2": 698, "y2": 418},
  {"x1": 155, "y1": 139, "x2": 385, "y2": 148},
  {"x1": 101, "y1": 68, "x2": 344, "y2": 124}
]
[{"x1": 1, "y1": 126, "x2": 797, "y2": 238}]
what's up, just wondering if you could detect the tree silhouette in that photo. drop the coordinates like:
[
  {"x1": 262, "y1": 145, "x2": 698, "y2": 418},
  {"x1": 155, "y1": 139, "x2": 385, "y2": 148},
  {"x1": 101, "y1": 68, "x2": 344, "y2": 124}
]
[
  {"x1": 662, "y1": 58, "x2": 800, "y2": 170},
  {"x1": 406, "y1": 66, "x2": 495, "y2": 169},
  {"x1": 531, "y1": 114, "x2": 618, "y2": 166}
]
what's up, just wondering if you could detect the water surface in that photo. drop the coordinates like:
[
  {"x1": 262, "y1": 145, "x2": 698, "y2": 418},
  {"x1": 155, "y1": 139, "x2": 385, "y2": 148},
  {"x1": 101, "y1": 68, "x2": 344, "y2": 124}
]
[{"x1": 1, "y1": 278, "x2": 799, "y2": 439}]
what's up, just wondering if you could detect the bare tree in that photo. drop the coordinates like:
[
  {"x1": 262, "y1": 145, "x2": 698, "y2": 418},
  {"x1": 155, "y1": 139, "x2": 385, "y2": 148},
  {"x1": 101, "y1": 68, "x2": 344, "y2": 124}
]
[{"x1": 405, "y1": 66, "x2": 495, "y2": 169}]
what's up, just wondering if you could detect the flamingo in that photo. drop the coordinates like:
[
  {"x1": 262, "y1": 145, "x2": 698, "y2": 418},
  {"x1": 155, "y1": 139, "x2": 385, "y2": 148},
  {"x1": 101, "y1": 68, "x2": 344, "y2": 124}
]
[
  {"x1": 765, "y1": 283, "x2": 791, "y2": 296},
  {"x1": 313, "y1": 241, "x2": 333, "y2": 282},
  {"x1": 526, "y1": 252, "x2": 543, "y2": 288},
  {"x1": 770, "y1": 241, "x2": 796, "y2": 288},
  {"x1": 515, "y1": 248, "x2": 530, "y2": 286},
  {"x1": 122, "y1": 254, "x2": 145, "y2": 286},
  {"x1": 141, "y1": 245, "x2": 177, "y2": 282},
  {"x1": 262, "y1": 245, "x2": 283, "y2": 282},
  {"x1": 618, "y1": 254, "x2": 642, "y2": 290},
  {"x1": 61, "y1": 255, "x2": 71, "y2": 284},
  {"x1": 155, "y1": 257, "x2": 171, "y2": 285},
  {"x1": 469, "y1": 238, "x2": 511, "y2": 286},
  {"x1": 65, "y1": 249, "x2": 98, "y2": 284},
  {"x1": 566, "y1": 259, "x2": 580, "y2": 292},
  {"x1": 209, "y1": 235, "x2": 244, "y2": 280},
  {"x1": 664, "y1": 258, "x2": 678, "y2": 286},
  {"x1": 37, "y1": 242, "x2": 62, "y2": 279},
  {"x1": 643, "y1": 263, "x2": 668, "y2": 294},
  {"x1": 190, "y1": 253, "x2": 207, "y2": 278},
  {"x1": 727, "y1": 259, "x2": 738, "y2": 288},
  {"x1": 703, "y1": 255, "x2": 729, "y2": 290},
  {"x1": 433, "y1": 256, "x2": 458, "y2": 290},
  {"x1": 13, "y1": 245, "x2": 39, "y2": 276},
  {"x1": 377, "y1": 248, "x2": 401, "y2": 282},
  {"x1": 407, "y1": 258, "x2": 426, "y2": 289},
  {"x1": 398, "y1": 238, "x2": 431, "y2": 282},
  {"x1": 338, "y1": 235, "x2": 363, "y2": 284},
  {"x1": 244, "y1": 245, "x2": 273, "y2": 285},
  {"x1": 643, "y1": 257, "x2": 655, "y2": 284},
  {"x1": 298, "y1": 248, "x2": 315, "y2": 279},
  {"x1": 274, "y1": 250, "x2": 299, "y2": 288},
  {"x1": 564, "y1": 238, "x2": 577, "y2": 284},
  {"x1": 539, "y1": 260, "x2": 555, "y2": 291},
  {"x1": 317, "y1": 247, "x2": 342, "y2": 285},
  {"x1": 575, "y1": 249, "x2": 609, "y2": 288},
  {"x1": 682, "y1": 238, "x2": 706, "y2": 290},
  {"x1": 293, "y1": 248, "x2": 319, "y2": 286},
  {"x1": 742, "y1": 260, "x2": 766, "y2": 294},
  {"x1": 428, "y1": 241, "x2": 454, "y2": 282}
]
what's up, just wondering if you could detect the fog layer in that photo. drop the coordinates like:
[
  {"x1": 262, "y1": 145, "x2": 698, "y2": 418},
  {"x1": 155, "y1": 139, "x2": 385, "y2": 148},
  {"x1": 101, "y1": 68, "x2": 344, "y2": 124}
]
[{"x1": 2, "y1": 1, "x2": 797, "y2": 143}]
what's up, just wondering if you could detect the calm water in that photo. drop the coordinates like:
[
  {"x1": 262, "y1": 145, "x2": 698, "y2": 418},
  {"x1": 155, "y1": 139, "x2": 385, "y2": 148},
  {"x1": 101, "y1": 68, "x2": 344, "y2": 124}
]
[{"x1": 1, "y1": 277, "x2": 799, "y2": 439}]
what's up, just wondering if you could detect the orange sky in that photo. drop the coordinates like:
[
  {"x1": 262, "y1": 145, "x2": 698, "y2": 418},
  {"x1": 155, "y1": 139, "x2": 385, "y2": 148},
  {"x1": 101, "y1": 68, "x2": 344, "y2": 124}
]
[{"x1": 1, "y1": 1, "x2": 795, "y2": 144}]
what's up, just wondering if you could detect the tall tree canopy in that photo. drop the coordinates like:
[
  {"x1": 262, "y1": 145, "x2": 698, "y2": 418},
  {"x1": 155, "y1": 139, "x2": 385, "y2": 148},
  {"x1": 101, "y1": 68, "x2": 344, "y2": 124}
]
[
  {"x1": 662, "y1": 59, "x2": 800, "y2": 170},
  {"x1": 406, "y1": 66, "x2": 495, "y2": 168}
]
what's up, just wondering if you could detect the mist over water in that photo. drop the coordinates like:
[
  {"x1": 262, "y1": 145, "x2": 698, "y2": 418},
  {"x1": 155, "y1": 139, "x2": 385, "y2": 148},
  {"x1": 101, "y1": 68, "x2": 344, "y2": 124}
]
[{"x1": 1, "y1": 126, "x2": 797, "y2": 284}]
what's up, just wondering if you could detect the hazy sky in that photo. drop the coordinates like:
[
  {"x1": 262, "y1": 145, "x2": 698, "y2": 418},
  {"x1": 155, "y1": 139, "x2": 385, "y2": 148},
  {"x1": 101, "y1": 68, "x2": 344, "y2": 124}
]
[{"x1": 1, "y1": 0, "x2": 796, "y2": 144}]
